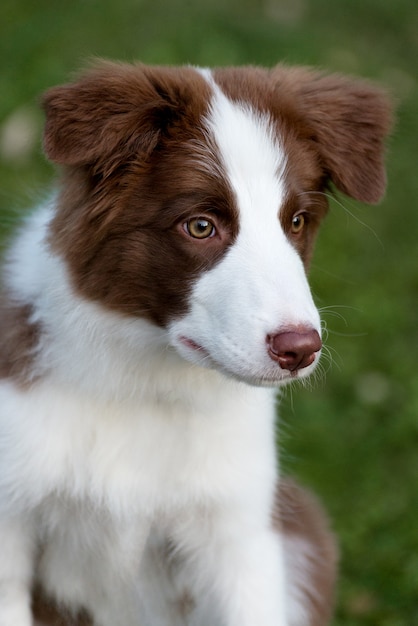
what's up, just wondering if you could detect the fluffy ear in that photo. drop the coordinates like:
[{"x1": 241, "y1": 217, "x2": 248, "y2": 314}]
[
  {"x1": 42, "y1": 61, "x2": 208, "y2": 173},
  {"x1": 271, "y1": 66, "x2": 393, "y2": 204}
]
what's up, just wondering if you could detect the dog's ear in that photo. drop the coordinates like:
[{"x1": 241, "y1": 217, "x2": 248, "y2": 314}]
[
  {"x1": 271, "y1": 67, "x2": 393, "y2": 204},
  {"x1": 42, "y1": 61, "x2": 208, "y2": 175}
]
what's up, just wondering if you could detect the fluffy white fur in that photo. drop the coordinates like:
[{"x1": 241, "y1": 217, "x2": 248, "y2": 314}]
[{"x1": 0, "y1": 73, "x2": 321, "y2": 626}]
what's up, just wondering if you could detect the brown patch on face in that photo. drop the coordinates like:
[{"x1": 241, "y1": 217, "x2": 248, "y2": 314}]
[
  {"x1": 212, "y1": 65, "x2": 392, "y2": 267},
  {"x1": 43, "y1": 62, "x2": 238, "y2": 327},
  {"x1": 274, "y1": 477, "x2": 338, "y2": 626},
  {"x1": 214, "y1": 65, "x2": 392, "y2": 204},
  {"x1": 0, "y1": 291, "x2": 41, "y2": 385}
]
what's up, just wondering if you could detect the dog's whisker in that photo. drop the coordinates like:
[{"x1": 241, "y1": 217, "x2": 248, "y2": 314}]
[
  {"x1": 320, "y1": 344, "x2": 342, "y2": 373},
  {"x1": 299, "y1": 190, "x2": 383, "y2": 248}
]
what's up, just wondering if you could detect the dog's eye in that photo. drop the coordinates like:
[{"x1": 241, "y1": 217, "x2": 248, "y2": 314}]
[
  {"x1": 291, "y1": 213, "x2": 305, "y2": 234},
  {"x1": 184, "y1": 217, "x2": 216, "y2": 239}
]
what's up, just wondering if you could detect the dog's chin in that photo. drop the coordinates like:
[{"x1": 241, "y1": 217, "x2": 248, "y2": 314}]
[
  {"x1": 173, "y1": 336, "x2": 317, "y2": 388},
  {"x1": 221, "y1": 363, "x2": 317, "y2": 388}
]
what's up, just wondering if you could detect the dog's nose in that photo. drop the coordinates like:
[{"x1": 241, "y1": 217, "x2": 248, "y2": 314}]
[{"x1": 267, "y1": 327, "x2": 322, "y2": 372}]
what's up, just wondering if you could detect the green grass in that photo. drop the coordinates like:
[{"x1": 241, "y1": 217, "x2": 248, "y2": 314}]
[{"x1": 1, "y1": 0, "x2": 417, "y2": 623}]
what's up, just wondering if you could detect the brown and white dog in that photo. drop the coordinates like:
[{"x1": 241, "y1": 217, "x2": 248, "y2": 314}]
[{"x1": 0, "y1": 62, "x2": 391, "y2": 626}]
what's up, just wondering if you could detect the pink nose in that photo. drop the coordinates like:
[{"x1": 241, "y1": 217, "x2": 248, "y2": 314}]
[{"x1": 267, "y1": 327, "x2": 322, "y2": 372}]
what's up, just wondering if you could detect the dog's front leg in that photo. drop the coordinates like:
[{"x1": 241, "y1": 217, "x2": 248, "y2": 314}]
[
  {"x1": 182, "y1": 509, "x2": 288, "y2": 626},
  {"x1": 0, "y1": 515, "x2": 35, "y2": 626}
]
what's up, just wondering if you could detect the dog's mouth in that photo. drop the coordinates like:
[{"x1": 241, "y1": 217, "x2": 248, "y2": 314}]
[
  {"x1": 179, "y1": 336, "x2": 211, "y2": 359},
  {"x1": 177, "y1": 335, "x2": 319, "y2": 387}
]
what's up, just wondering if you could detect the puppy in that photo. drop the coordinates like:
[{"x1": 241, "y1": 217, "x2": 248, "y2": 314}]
[{"x1": 0, "y1": 62, "x2": 391, "y2": 626}]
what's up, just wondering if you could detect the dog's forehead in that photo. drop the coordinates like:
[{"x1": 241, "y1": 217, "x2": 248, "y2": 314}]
[{"x1": 197, "y1": 69, "x2": 287, "y2": 226}]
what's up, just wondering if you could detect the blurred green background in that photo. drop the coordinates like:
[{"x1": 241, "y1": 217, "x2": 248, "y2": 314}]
[{"x1": 0, "y1": 0, "x2": 417, "y2": 624}]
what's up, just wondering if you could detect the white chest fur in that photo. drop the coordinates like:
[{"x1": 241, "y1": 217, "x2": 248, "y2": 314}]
[{"x1": 0, "y1": 374, "x2": 278, "y2": 516}]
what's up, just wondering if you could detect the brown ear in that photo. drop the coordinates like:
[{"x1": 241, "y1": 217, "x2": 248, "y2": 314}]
[
  {"x1": 271, "y1": 66, "x2": 393, "y2": 204},
  {"x1": 42, "y1": 61, "x2": 208, "y2": 174}
]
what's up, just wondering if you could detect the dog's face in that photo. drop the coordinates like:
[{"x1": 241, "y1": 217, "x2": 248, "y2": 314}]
[{"x1": 42, "y1": 62, "x2": 391, "y2": 386}]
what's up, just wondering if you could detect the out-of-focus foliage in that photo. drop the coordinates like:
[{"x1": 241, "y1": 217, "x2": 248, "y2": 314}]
[{"x1": 1, "y1": 0, "x2": 417, "y2": 623}]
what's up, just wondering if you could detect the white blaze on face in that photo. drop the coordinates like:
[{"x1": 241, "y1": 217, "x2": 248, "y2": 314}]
[{"x1": 169, "y1": 73, "x2": 321, "y2": 385}]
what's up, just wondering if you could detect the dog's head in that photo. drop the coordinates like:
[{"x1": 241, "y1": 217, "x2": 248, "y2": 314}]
[{"x1": 42, "y1": 62, "x2": 392, "y2": 386}]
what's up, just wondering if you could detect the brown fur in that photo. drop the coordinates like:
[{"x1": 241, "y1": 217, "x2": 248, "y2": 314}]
[
  {"x1": 43, "y1": 63, "x2": 239, "y2": 326},
  {"x1": 269, "y1": 65, "x2": 393, "y2": 204},
  {"x1": 212, "y1": 65, "x2": 392, "y2": 199},
  {"x1": 32, "y1": 585, "x2": 92, "y2": 626},
  {"x1": 0, "y1": 291, "x2": 41, "y2": 385},
  {"x1": 41, "y1": 62, "x2": 392, "y2": 325},
  {"x1": 213, "y1": 64, "x2": 392, "y2": 262},
  {"x1": 277, "y1": 479, "x2": 338, "y2": 626}
]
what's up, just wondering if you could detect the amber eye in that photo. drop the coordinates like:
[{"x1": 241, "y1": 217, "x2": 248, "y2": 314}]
[
  {"x1": 185, "y1": 217, "x2": 216, "y2": 239},
  {"x1": 291, "y1": 213, "x2": 305, "y2": 234}
]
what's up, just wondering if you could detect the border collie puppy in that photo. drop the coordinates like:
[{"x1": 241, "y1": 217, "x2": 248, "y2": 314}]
[{"x1": 0, "y1": 62, "x2": 391, "y2": 626}]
